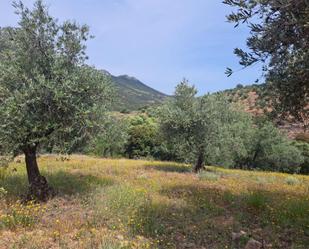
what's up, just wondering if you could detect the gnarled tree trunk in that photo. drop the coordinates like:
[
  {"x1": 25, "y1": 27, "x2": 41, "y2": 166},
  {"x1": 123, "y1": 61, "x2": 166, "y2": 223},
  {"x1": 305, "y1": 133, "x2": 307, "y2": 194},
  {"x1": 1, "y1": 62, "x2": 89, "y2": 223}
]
[
  {"x1": 23, "y1": 146, "x2": 54, "y2": 202},
  {"x1": 194, "y1": 151, "x2": 204, "y2": 173}
]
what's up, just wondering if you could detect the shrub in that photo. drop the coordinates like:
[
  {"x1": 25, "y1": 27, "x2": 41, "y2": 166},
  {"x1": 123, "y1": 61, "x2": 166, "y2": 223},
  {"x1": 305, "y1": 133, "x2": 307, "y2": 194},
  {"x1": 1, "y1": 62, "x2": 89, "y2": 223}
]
[
  {"x1": 245, "y1": 191, "x2": 268, "y2": 210},
  {"x1": 125, "y1": 115, "x2": 160, "y2": 159},
  {"x1": 292, "y1": 141, "x2": 309, "y2": 174},
  {"x1": 285, "y1": 176, "x2": 301, "y2": 185},
  {"x1": 198, "y1": 171, "x2": 220, "y2": 181},
  {"x1": 0, "y1": 187, "x2": 7, "y2": 198}
]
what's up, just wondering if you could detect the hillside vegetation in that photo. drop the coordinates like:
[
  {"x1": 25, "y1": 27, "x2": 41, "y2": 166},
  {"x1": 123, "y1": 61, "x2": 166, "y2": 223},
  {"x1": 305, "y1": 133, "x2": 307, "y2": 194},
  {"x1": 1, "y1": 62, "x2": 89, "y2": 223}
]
[
  {"x1": 103, "y1": 71, "x2": 167, "y2": 112},
  {"x1": 1, "y1": 155, "x2": 309, "y2": 249},
  {"x1": 222, "y1": 84, "x2": 307, "y2": 137}
]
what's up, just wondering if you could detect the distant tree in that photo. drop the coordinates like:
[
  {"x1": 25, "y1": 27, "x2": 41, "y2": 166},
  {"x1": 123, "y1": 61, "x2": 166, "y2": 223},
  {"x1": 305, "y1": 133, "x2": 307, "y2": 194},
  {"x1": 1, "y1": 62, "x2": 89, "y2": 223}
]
[
  {"x1": 89, "y1": 115, "x2": 128, "y2": 158},
  {"x1": 239, "y1": 120, "x2": 304, "y2": 173},
  {"x1": 292, "y1": 141, "x2": 309, "y2": 174},
  {"x1": 160, "y1": 80, "x2": 303, "y2": 173},
  {"x1": 125, "y1": 115, "x2": 159, "y2": 159},
  {"x1": 224, "y1": 0, "x2": 309, "y2": 130},
  {"x1": 236, "y1": 84, "x2": 243, "y2": 89},
  {"x1": 0, "y1": 1, "x2": 112, "y2": 200},
  {"x1": 159, "y1": 79, "x2": 246, "y2": 172}
]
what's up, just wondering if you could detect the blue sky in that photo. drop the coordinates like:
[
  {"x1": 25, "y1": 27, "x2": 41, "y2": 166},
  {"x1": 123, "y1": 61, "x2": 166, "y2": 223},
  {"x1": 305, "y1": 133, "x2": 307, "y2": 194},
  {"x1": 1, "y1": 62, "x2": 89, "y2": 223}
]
[{"x1": 0, "y1": 0, "x2": 262, "y2": 95}]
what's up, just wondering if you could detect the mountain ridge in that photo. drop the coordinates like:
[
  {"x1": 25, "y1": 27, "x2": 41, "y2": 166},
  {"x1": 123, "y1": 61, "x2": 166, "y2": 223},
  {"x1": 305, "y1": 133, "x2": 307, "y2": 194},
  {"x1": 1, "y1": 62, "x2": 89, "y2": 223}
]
[{"x1": 101, "y1": 70, "x2": 168, "y2": 111}]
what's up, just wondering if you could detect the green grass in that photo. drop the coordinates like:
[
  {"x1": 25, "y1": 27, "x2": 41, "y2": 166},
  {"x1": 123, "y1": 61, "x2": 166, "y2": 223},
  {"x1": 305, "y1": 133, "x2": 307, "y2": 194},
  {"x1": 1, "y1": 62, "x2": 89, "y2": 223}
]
[
  {"x1": 0, "y1": 155, "x2": 309, "y2": 248},
  {"x1": 285, "y1": 176, "x2": 301, "y2": 185},
  {"x1": 198, "y1": 171, "x2": 221, "y2": 181}
]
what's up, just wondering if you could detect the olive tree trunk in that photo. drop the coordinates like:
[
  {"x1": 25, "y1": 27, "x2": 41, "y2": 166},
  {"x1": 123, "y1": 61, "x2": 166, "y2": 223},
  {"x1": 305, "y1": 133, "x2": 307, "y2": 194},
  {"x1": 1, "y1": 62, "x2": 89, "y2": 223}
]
[
  {"x1": 194, "y1": 151, "x2": 204, "y2": 173},
  {"x1": 23, "y1": 146, "x2": 54, "y2": 202},
  {"x1": 24, "y1": 147, "x2": 41, "y2": 184}
]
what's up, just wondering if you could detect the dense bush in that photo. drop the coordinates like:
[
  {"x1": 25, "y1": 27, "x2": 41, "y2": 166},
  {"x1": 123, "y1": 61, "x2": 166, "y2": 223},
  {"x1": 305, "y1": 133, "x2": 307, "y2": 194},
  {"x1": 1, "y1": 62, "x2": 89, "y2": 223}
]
[{"x1": 124, "y1": 115, "x2": 160, "y2": 159}]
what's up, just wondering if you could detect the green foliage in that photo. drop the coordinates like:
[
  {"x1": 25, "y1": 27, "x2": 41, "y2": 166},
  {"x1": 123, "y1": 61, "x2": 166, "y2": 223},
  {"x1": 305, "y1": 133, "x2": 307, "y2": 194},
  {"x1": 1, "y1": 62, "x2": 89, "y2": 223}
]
[
  {"x1": 198, "y1": 171, "x2": 220, "y2": 181},
  {"x1": 0, "y1": 0, "x2": 113, "y2": 156},
  {"x1": 88, "y1": 116, "x2": 129, "y2": 158},
  {"x1": 0, "y1": 187, "x2": 8, "y2": 199},
  {"x1": 0, "y1": 201, "x2": 45, "y2": 229},
  {"x1": 224, "y1": 0, "x2": 309, "y2": 129},
  {"x1": 292, "y1": 141, "x2": 309, "y2": 174},
  {"x1": 285, "y1": 176, "x2": 301, "y2": 186},
  {"x1": 159, "y1": 80, "x2": 303, "y2": 173},
  {"x1": 125, "y1": 115, "x2": 159, "y2": 159},
  {"x1": 111, "y1": 74, "x2": 167, "y2": 111},
  {"x1": 245, "y1": 191, "x2": 268, "y2": 210},
  {"x1": 244, "y1": 121, "x2": 304, "y2": 173},
  {"x1": 159, "y1": 79, "x2": 255, "y2": 171}
]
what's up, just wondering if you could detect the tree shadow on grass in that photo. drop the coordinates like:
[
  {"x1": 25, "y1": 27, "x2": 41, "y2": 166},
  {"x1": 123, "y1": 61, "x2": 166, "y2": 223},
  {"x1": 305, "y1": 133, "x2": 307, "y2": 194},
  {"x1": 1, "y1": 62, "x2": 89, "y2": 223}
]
[
  {"x1": 128, "y1": 183, "x2": 309, "y2": 248},
  {"x1": 47, "y1": 171, "x2": 114, "y2": 196},
  {"x1": 128, "y1": 185, "x2": 231, "y2": 248},
  {"x1": 1, "y1": 170, "x2": 114, "y2": 199},
  {"x1": 144, "y1": 163, "x2": 191, "y2": 173}
]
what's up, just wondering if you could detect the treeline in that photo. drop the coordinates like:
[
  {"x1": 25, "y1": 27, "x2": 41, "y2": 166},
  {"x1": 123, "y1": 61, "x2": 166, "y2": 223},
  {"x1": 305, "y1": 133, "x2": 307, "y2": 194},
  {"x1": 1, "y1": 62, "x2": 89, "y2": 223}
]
[{"x1": 76, "y1": 80, "x2": 308, "y2": 175}]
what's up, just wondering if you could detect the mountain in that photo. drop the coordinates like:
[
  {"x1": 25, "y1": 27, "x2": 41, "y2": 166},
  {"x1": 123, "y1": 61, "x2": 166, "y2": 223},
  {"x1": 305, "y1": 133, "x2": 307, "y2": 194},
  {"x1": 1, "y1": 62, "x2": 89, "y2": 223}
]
[{"x1": 101, "y1": 70, "x2": 168, "y2": 111}]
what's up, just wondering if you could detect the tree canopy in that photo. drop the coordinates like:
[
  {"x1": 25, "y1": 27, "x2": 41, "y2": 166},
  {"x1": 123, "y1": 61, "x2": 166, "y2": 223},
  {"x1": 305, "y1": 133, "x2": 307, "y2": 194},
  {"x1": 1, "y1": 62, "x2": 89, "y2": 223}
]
[
  {"x1": 159, "y1": 80, "x2": 303, "y2": 173},
  {"x1": 0, "y1": 0, "x2": 112, "y2": 200},
  {"x1": 224, "y1": 0, "x2": 309, "y2": 128},
  {"x1": 159, "y1": 80, "x2": 245, "y2": 171}
]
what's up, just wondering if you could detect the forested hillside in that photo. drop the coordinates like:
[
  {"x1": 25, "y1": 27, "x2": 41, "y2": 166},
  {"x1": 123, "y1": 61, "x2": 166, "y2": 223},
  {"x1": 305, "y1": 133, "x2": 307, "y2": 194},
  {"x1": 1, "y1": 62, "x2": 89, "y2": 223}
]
[{"x1": 101, "y1": 70, "x2": 167, "y2": 111}]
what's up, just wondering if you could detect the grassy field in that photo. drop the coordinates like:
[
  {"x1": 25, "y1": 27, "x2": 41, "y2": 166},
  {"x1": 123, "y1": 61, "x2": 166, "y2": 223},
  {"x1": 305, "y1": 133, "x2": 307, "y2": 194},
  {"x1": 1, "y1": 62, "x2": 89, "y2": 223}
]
[{"x1": 0, "y1": 155, "x2": 309, "y2": 249}]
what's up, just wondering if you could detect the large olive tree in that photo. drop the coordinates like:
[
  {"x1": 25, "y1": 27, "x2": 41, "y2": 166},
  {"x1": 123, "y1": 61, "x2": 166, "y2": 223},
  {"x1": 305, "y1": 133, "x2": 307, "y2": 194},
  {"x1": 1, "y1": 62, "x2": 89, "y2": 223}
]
[{"x1": 0, "y1": 0, "x2": 112, "y2": 200}]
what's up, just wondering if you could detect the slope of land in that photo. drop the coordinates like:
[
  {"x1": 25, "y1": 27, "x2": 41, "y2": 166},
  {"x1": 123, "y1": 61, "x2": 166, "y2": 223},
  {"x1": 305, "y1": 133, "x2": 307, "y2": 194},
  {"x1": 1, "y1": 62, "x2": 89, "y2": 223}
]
[
  {"x1": 223, "y1": 84, "x2": 306, "y2": 138},
  {"x1": 101, "y1": 70, "x2": 168, "y2": 111},
  {"x1": 1, "y1": 155, "x2": 309, "y2": 248}
]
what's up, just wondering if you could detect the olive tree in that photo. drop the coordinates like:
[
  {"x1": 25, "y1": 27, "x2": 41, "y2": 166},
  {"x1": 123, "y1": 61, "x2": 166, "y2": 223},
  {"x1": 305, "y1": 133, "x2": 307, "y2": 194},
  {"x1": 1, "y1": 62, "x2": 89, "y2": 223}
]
[
  {"x1": 88, "y1": 115, "x2": 129, "y2": 158},
  {"x1": 159, "y1": 79, "x2": 246, "y2": 172},
  {"x1": 224, "y1": 0, "x2": 309, "y2": 130},
  {"x1": 0, "y1": 1, "x2": 112, "y2": 200}
]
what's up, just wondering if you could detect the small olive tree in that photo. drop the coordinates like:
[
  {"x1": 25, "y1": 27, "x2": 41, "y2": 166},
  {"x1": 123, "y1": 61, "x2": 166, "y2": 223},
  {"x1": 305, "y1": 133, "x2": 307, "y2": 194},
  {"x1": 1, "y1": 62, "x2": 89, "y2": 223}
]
[
  {"x1": 0, "y1": 1, "x2": 112, "y2": 200},
  {"x1": 159, "y1": 79, "x2": 245, "y2": 172}
]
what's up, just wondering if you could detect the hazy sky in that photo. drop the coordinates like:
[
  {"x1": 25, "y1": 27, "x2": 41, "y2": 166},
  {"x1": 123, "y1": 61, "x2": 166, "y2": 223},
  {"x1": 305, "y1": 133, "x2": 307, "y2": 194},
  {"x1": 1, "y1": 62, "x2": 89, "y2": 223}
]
[{"x1": 0, "y1": 0, "x2": 263, "y2": 95}]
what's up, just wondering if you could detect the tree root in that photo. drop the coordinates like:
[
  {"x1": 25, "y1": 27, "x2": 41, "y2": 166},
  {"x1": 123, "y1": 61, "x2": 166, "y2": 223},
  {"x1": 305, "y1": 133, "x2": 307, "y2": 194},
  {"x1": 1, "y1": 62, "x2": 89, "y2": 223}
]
[{"x1": 23, "y1": 175, "x2": 56, "y2": 203}]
